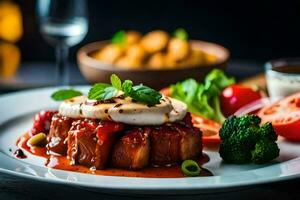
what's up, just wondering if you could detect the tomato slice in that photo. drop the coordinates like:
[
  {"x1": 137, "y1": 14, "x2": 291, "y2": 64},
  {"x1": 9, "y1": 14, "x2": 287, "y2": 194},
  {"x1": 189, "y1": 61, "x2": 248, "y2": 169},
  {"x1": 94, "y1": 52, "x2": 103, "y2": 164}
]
[
  {"x1": 191, "y1": 114, "x2": 221, "y2": 143},
  {"x1": 258, "y1": 92, "x2": 300, "y2": 141}
]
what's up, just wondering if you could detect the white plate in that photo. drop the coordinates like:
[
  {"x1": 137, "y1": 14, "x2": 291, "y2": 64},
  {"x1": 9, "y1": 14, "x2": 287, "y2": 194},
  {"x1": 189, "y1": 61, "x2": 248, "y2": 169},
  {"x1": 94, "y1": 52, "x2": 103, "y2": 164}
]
[{"x1": 1, "y1": 86, "x2": 300, "y2": 195}]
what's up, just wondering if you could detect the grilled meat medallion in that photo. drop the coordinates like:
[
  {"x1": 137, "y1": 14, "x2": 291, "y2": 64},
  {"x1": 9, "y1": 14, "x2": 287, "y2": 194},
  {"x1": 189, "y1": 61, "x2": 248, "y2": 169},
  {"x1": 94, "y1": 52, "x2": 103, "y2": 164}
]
[
  {"x1": 47, "y1": 114, "x2": 72, "y2": 155},
  {"x1": 47, "y1": 113, "x2": 202, "y2": 170},
  {"x1": 112, "y1": 127, "x2": 151, "y2": 169}
]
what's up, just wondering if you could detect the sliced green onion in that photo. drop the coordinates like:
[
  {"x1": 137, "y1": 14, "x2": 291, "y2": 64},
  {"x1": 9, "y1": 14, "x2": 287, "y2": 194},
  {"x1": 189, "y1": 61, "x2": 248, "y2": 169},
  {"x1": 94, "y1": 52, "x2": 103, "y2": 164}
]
[{"x1": 181, "y1": 160, "x2": 201, "y2": 177}]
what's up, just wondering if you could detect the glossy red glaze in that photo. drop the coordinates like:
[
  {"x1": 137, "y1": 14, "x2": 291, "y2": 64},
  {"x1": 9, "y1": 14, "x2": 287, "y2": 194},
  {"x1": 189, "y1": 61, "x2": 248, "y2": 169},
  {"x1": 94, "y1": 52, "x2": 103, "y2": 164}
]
[
  {"x1": 16, "y1": 132, "x2": 211, "y2": 178},
  {"x1": 96, "y1": 121, "x2": 125, "y2": 141}
]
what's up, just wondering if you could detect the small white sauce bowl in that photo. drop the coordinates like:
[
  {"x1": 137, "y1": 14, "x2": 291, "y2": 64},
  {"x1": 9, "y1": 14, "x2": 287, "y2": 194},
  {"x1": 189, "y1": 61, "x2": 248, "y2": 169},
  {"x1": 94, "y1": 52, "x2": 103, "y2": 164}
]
[{"x1": 265, "y1": 58, "x2": 300, "y2": 98}]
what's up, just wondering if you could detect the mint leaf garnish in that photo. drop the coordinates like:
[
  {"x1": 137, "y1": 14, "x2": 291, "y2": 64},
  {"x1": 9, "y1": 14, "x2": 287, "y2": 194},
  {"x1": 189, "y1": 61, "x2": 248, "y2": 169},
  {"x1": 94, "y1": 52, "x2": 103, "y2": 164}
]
[
  {"x1": 88, "y1": 83, "x2": 112, "y2": 100},
  {"x1": 88, "y1": 74, "x2": 162, "y2": 105},
  {"x1": 122, "y1": 80, "x2": 133, "y2": 96},
  {"x1": 130, "y1": 84, "x2": 162, "y2": 105},
  {"x1": 51, "y1": 89, "x2": 82, "y2": 101},
  {"x1": 110, "y1": 74, "x2": 122, "y2": 90}
]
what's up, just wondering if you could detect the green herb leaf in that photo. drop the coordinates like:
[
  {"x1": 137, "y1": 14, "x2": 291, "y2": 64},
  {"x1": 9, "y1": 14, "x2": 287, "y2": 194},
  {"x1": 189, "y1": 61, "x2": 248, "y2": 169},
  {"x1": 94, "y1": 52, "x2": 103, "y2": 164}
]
[
  {"x1": 111, "y1": 30, "x2": 126, "y2": 45},
  {"x1": 130, "y1": 84, "x2": 162, "y2": 105},
  {"x1": 88, "y1": 83, "x2": 114, "y2": 100},
  {"x1": 122, "y1": 80, "x2": 133, "y2": 96},
  {"x1": 171, "y1": 79, "x2": 198, "y2": 104},
  {"x1": 174, "y1": 28, "x2": 188, "y2": 41},
  {"x1": 88, "y1": 74, "x2": 162, "y2": 105},
  {"x1": 205, "y1": 69, "x2": 235, "y2": 89},
  {"x1": 51, "y1": 89, "x2": 82, "y2": 101},
  {"x1": 110, "y1": 74, "x2": 122, "y2": 90},
  {"x1": 101, "y1": 86, "x2": 119, "y2": 100}
]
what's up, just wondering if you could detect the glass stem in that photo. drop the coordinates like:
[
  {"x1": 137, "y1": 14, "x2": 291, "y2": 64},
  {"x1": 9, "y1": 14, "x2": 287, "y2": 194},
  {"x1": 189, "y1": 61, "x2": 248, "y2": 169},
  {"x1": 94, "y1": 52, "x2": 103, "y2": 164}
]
[{"x1": 55, "y1": 45, "x2": 69, "y2": 86}]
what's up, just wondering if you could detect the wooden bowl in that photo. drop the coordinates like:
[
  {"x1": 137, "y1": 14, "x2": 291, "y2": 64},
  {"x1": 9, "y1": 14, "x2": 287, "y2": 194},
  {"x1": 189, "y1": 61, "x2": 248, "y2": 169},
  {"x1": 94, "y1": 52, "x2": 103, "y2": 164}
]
[{"x1": 77, "y1": 40, "x2": 230, "y2": 89}]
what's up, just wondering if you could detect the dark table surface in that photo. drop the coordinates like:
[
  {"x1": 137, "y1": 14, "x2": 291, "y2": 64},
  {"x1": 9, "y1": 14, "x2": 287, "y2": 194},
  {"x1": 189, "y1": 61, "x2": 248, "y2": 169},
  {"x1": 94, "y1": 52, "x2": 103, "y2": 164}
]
[{"x1": 1, "y1": 61, "x2": 300, "y2": 200}]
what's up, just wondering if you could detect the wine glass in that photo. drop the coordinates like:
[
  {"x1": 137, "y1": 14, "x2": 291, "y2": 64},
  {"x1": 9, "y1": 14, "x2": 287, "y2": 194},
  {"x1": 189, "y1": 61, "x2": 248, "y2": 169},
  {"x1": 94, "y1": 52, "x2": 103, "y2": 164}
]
[{"x1": 36, "y1": 0, "x2": 88, "y2": 86}]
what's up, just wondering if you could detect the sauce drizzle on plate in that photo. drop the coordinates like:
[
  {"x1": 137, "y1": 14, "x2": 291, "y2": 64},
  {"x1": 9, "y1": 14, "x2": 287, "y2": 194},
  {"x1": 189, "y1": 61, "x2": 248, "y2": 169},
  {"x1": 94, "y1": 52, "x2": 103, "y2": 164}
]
[{"x1": 16, "y1": 133, "x2": 213, "y2": 178}]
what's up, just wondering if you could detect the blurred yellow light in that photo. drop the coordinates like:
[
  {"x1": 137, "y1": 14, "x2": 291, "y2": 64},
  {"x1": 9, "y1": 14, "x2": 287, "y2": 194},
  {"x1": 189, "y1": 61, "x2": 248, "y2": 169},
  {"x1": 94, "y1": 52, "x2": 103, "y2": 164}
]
[
  {"x1": 0, "y1": 0, "x2": 23, "y2": 42},
  {"x1": 0, "y1": 42, "x2": 21, "y2": 77}
]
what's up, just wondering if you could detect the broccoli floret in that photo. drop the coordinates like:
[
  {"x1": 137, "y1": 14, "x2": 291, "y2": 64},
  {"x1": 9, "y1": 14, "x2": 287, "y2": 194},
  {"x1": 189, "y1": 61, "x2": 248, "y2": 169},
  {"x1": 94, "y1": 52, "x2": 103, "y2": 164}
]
[
  {"x1": 219, "y1": 115, "x2": 280, "y2": 164},
  {"x1": 219, "y1": 115, "x2": 260, "y2": 143},
  {"x1": 252, "y1": 139, "x2": 280, "y2": 164},
  {"x1": 259, "y1": 122, "x2": 278, "y2": 142},
  {"x1": 219, "y1": 139, "x2": 252, "y2": 164},
  {"x1": 236, "y1": 115, "x2": 261, "y2": 129},
  {"x1": 219, "y1": 115, "x2": 238, "y2": 140},
  {"x1": 235, "y1": 127, "x2": 259, "y2": 147}
]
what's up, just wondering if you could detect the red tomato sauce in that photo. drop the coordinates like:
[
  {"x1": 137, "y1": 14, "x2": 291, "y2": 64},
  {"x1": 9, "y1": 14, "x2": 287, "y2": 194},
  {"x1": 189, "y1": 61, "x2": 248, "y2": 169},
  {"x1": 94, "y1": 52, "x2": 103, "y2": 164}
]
[{"x1": 16, "y1": 133, "x2": 212, "y2": 178}]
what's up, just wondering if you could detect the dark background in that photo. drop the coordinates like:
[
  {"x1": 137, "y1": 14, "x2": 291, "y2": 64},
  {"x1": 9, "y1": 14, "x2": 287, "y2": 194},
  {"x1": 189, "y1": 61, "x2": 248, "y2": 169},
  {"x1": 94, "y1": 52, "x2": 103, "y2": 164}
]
[{"x1": 16, "y1": 0, "x2": 300, "y2": 63}]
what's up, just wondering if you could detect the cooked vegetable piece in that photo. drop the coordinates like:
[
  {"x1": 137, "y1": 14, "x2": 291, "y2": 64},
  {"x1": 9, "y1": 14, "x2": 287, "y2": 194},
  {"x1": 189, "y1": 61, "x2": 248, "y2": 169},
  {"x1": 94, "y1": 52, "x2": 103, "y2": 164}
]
[
  {"x1": 27, "y1": 132, "x2": 47, "y2": 147},
  {"x1": 147, "y1": 52, "x2": 165, "y2": 69},
  {"x1": 115, "y1": 56, "x2": 141, "y2": 69},
  {"x1": 125, "y1": 30, "x2": 142, "y2": 45},
  {"x1": 92, "y1": 29, "x2": 220, "y2": 69},
  {"x1": 181, "y1": 159, "x2": 201, "y2": 177},
  {"x1": 219, "y1": 115, "x2": 280, "y2": 164},
  {"x1": 140, "y1": 30, "x2": 169, "y2": 53},
  {"x1": 168, "y1": 38, "x2": 189, "y2": 61},
  {"x1": 93, "y1": 44, "x2": 123, "y2": 64},
  {"x1": 126, "y1": 44, "x2": 146, "y2": 60},
  {"x1": 251, "y1": 139, "x2": 280, "y2": 164}
]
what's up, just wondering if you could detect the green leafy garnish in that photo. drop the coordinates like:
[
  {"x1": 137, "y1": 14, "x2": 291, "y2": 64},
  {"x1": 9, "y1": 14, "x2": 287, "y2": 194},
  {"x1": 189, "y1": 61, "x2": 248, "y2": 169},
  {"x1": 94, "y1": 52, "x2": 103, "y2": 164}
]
[
  {"x1": 88, "y1": 83, "x2": 117, "y2": 101},
  {"x1": 174, "y1": 28, "x2": 188, "y2": 41},
  {"x1": 88, "y1": 74, "x2": 162, "y2": 105},
  {"x1": 110, "y1": 74, "x2": 122, "y2": 90},
  {"x1": 122, "y1": 80, "x2": 133, "y2": 96},
  {"x1": 51, "y1": 89, "x2": 82, "y2": 101},
  {"x1": 111, "y1": 30, "x2": 126, "y2": 45},
  {"x1": 130, "y1": 84, "x2": 162, "y2": 105},
  {"x1": 170, "y1": 69, "x2": 235, "y2": 123}
]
